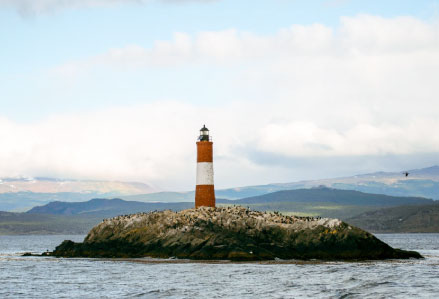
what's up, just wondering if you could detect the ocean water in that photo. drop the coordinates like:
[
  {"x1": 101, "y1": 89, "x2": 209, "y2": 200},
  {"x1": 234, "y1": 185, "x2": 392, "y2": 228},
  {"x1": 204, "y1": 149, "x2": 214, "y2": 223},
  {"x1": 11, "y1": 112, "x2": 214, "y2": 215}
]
[{"x1": 0, "y1": 234, "x2": 438, "y2": 298}]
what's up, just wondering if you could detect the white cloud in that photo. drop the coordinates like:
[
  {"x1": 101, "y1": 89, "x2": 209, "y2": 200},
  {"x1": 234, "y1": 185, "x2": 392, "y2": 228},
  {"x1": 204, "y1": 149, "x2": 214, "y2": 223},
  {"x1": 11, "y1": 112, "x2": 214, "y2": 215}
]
[
  {"x1": 58, "y1": 15, "x2": 438, "y2": 69},
  {"x1": 256, "y1": 119, "x2": 439, "y2": 157},
  {"x1": 0, "y1": 101, "x2": 439, "y2": 190},
  {"x1": 55, "y1": 16, "x2": 439, "y2": 126},
  {"x1": 0, "y1": 102, "x2": 199, "y2": 188},
  {"x1": 71, "y1": 25, "x2": 335, "y2": 68},
  {"x1": 4, "y1": 15, "x2": 439, "y2": 188},
  {"x1": 0, "y1": 101, "x2": 273, "y2": 190},
  {"x1": 0, "y1": 0, "x2": 218, "y2": 15}
]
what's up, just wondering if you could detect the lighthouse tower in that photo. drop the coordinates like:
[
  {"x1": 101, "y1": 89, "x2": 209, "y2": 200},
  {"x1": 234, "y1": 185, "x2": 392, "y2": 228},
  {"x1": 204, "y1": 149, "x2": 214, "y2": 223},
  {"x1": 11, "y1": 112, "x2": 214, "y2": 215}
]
[{"x1": 195, "y1": 125, "x2": 216, "y2": 208}]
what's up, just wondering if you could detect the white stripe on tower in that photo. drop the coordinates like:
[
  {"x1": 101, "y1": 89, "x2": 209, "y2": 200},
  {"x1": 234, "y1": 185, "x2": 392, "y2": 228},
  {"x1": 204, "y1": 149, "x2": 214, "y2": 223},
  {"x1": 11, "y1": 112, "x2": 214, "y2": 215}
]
[{"x1": 196, "y1": 162, "x2": 214, "y2": 185}]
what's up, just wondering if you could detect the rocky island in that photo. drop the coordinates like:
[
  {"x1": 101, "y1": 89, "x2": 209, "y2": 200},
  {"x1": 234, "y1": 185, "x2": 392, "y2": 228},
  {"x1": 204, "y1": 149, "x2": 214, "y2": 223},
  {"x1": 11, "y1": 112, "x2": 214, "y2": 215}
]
[{"x1": 52, "y1": 206, "x2": 421, "y2": 261}]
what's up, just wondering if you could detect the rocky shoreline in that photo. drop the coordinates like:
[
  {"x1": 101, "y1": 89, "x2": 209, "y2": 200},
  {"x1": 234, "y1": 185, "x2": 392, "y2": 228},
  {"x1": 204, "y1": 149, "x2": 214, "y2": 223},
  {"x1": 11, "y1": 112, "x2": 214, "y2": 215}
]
[{"x1": 51, "y1": 207, "x2": 422, "y2": 261}]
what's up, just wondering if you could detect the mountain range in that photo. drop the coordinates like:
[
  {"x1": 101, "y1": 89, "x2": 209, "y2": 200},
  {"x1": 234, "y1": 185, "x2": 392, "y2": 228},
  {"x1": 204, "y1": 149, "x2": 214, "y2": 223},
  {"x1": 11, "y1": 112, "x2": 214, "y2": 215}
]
[
  {"x1": 219, "y1": 187, "x2": 433, "y2": 219},
  {"x1": 1, "y1": 187, "x2": 436, "y2": 235},
  {"x1": 2, "y1": 165, "x2": 439, "y2": 211},
  {"x1": 0, "y1": 176, "x2": 155, "y2": 194},
  {"x1": 26, "y1": 188, "x2": 432, "y2": 218},
  {"x1": 28, "y1": 198, "x2": 193, "y2": 217},
  {"x1": 0, "y1": 177, "x2": 156, "y2": 211},
  {"x1": 121, "y1": 165, "x2": 439, "y2": 203}
]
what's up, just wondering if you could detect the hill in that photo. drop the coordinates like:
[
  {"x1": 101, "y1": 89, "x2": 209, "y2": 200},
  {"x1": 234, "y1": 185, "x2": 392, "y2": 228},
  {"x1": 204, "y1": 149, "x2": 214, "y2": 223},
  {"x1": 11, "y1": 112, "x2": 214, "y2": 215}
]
[
  {"x1": 0, "y1": 211, "x2": 99, "y2": 235},
  {"x1": 225, "y1": 187, "x2": 432, "y2": 206},
  {"x1": 0, "y1": 192, "x2": 115, "y2": 212},
  {"x1": 218, "y1": 187, "x2": 433, "y2": 219},
  {"x1": 346, "y1": 203, "x2": 439, "y2": 233},
  {"x1": 27, "y1": 198, "x2": 193, "y2": 217}
]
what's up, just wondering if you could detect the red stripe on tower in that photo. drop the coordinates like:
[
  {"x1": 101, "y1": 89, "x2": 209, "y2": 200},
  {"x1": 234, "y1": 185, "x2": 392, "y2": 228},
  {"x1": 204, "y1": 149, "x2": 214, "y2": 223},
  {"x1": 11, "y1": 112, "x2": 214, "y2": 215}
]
[{"x1": 195, "y1": 125, "x2": 215, "y2": 208}]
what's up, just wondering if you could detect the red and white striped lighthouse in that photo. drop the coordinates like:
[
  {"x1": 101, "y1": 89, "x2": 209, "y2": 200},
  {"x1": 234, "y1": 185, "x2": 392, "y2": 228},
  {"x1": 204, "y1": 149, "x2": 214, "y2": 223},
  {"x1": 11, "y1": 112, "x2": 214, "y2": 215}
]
[{"x1": 195, "y1": 125, "x2": 215, "y2": 208}]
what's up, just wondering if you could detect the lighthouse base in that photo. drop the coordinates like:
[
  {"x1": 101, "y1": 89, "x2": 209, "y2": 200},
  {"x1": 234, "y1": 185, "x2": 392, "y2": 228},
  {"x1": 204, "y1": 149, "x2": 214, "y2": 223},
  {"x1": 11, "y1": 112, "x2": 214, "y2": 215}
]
[{"x1": 195, "y1": 185, "x2": 215, "y2": 208}]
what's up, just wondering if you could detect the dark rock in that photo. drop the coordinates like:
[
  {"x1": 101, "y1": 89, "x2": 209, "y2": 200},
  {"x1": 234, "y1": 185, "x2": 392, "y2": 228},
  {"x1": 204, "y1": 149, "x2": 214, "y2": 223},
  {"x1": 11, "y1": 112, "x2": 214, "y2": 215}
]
[{"x1": 51, "y1": 207, "x2": 422, "y2": 261}]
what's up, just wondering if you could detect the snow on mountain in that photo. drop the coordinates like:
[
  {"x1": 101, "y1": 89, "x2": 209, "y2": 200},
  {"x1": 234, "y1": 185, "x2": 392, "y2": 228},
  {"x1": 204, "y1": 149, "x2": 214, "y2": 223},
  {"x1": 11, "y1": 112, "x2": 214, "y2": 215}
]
[{"x1": 0, "y1": 177, "x2": 157, "y2": 195}]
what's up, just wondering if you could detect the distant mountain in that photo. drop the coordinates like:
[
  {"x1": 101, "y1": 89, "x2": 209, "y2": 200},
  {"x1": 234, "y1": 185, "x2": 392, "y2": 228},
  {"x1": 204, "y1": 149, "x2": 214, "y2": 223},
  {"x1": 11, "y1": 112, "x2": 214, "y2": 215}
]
[
  {"x1": 290, "y1": 165, "x2": 439, "y2": 200},
  {"x1": 0, "y1": 192, "x2": 110, "y2": 212},
  {"x1": 122, "y1": 192, "x2": 195, "y2": 203},
  {"x1": 27, "y1": 198, "x2": 193, "y2": 217},
  {"x1": 0, "y1": 211, "x2": 99, "y2": 235},
  {"x1": 121, "y1": 185, "x2": 290, "y2": 203},
  {"x1": 223, "y1": 187, "x2": 432, "y2": 206},
  {"x1": 0, "y1": 177, "x2": 157, "y2": 211},
  {"x1": 2, "y1": 165, "x2": 439, "y2": 212},
  {"x1": 121, "y1": 165, "x2": 439, "y2": 203},
  {"x1": 346, "y1": 203, "x2": 439, "y2": 233},
  {"x1": 0, "y1": 176, "x2": 155, "y2": 195},
  {"x1": 231, "y1": 165, "x2": 439, "y2": 200},
  {"x1": 217, "y1": 187, "x2": 433, "y2": 219},
  {"x1": 30, "y1": 188, "x2": 433, "y2": 220}
]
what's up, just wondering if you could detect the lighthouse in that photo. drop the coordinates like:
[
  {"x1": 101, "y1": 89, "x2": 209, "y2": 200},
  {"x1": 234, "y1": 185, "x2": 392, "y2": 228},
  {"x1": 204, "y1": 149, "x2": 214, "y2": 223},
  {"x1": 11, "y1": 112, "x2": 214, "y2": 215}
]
[{"x1": 195, "y1": 125, "x2": 216, "y2": 208}]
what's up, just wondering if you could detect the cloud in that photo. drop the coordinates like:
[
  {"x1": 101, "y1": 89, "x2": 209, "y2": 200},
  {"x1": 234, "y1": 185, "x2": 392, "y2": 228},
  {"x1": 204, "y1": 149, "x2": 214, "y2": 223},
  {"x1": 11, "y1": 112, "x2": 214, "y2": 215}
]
[
  {"x1": 0, "y1": 0, "x2": 219, "y2": 15},
  {"x1": 55, "y1": 16, "x2": 439, "y2": 126},
  {"x1": 0, "y1": 101, "x2": 271, "y2": 190},
  {"x1": 255, "y1": 119, "x2": 439, "y2": 157},
  {"x1": 67, "y1": 24, "x2": 334, "y2": 68},
  {"x1": 57, "y1": 15, "x2": 438, "y2": 69},
  {"x1": 5, "y1": 15, "x2": 439, "y2": 189},
  {"x1": 0, "y1": 101, "x2": 438, "y2": 190}
]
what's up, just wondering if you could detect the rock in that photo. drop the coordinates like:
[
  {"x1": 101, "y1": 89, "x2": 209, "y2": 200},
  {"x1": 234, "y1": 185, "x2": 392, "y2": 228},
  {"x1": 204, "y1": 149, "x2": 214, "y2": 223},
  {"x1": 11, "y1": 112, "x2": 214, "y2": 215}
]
[{"x1": 51, "y1": 207, "x2": 422, "y2": 261}]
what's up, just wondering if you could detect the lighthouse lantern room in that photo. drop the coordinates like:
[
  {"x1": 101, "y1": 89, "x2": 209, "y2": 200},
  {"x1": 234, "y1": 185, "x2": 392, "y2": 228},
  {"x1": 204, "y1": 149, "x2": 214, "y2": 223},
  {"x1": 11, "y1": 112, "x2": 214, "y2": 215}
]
[
  {"x1": 199, "y1": 125, "x2": 210, "y2": 141},
  {"x1": 195, "y1": 125, "x2": 216, "y2": 208}
]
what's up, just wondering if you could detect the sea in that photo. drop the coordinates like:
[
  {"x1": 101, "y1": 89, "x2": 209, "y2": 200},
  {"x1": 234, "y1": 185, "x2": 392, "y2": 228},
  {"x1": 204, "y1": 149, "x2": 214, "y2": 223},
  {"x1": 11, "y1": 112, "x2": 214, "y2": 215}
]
[{"x1": 0, "y1": 234, "x2": 438, "y2": 298}]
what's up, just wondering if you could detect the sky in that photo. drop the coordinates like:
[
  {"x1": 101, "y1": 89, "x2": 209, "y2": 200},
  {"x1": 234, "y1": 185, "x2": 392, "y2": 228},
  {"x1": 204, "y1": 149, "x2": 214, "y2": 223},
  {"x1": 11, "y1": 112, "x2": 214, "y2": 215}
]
[{"x1": 1, "y1": 0, "x2": 439, "y2": 191}]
